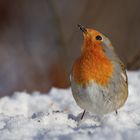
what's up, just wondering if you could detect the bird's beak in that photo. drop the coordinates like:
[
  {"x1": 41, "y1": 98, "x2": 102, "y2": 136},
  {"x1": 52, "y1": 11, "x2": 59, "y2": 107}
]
[{"x1": 77, "y1": 24, "x2": 87, "y2": 34}]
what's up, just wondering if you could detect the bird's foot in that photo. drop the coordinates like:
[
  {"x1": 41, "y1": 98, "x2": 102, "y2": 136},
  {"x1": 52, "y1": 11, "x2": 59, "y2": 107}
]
[{"x1": 81, "y1": 110, "x2": 86, "y2": 120}]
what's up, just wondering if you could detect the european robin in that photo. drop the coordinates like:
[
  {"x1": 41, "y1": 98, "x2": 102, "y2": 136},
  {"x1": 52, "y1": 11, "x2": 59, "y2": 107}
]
[{"x1": 70, "y1": 24, "x2": 128, "y2": 119}]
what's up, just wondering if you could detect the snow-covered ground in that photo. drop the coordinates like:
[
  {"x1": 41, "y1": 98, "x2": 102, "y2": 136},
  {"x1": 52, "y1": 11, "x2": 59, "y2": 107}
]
[{"x1": 0, "y1": 71, "x2": 140, "y2": 140}]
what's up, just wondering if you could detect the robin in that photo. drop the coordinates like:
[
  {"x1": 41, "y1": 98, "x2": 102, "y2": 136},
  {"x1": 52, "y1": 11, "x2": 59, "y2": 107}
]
[{"x1": 71, "y1": 24, "x2": 128, "y2": 119}]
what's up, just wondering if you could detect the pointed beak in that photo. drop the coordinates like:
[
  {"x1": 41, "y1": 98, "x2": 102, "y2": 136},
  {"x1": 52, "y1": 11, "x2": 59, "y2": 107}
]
[{"x1": 77, "y1": 24, "x2": 87, "y2": 34}]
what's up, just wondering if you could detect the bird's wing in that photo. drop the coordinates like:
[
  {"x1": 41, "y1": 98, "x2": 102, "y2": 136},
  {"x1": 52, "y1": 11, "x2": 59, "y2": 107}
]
[{"x1": 119, "y1": 61, "x2": 128, "y2": 84}]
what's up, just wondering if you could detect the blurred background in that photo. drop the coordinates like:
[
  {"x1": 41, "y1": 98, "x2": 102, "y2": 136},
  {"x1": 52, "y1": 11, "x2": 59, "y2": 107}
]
[{"x1": 0, "y1": 0, "x2": 139, "y2": 96}]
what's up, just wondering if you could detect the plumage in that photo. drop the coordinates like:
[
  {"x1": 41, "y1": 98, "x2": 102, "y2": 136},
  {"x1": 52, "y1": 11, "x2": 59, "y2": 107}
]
[{"x1": 70, "y1": 25, "x2": 128, "y2": 116}]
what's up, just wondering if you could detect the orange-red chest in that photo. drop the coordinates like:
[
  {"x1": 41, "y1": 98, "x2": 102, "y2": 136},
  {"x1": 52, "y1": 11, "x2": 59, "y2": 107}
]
[{"x1": 72, "y1": 45, "x2": 114, "y2": 86}]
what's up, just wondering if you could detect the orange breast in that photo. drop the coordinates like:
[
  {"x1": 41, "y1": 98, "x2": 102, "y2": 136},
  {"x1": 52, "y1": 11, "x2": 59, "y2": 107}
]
[{"x1": 72, "y1": 45, "x2": 114, "y2": 86}]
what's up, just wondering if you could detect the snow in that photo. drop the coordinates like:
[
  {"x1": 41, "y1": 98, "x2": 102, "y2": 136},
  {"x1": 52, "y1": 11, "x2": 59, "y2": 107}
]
[{"x1": 0, "y1": 71, "x2": 140, "y2": 140}]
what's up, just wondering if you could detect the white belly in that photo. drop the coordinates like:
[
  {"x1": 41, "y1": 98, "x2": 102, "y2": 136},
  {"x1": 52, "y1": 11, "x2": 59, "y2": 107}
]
[{"x1": 71, "y1": 82, "x2": 116, "y2": 115}]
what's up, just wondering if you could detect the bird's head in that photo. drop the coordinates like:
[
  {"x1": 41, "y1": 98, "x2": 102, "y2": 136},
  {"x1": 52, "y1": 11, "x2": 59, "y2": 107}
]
[{"x1": 77, "y1": 24, "x2": 112, "y2": 52}]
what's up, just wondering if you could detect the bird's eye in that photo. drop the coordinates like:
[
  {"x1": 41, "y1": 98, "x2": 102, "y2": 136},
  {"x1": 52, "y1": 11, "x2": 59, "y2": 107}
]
[{"x1": 96, "y1": 35, "x2": 102, "y2": 40}]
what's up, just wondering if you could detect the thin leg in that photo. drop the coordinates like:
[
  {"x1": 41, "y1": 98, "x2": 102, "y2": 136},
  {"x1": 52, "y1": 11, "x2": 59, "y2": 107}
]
[
  {"x1": 81, "y1": 110, "x2": 86, "y2": 120},
  {"x1": 115, "y1": 110, "x2": 118, "y2": 115}
]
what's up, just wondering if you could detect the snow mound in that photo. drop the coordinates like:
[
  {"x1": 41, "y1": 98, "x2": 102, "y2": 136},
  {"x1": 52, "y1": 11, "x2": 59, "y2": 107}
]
[{"x1": 0, "y1": 71, "x2": 140, "y2": 140}]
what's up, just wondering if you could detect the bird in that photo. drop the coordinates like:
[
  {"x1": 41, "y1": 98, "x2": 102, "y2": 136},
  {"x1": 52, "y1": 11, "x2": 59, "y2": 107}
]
[{"x1": 70, "y1": 24, "x2": 128, "y2": 119}]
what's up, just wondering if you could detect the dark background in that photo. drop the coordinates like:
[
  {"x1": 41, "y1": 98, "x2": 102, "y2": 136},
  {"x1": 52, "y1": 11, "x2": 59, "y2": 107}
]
[{"x1": 0, "y1": 0, "x2": 139, "y2": 96}]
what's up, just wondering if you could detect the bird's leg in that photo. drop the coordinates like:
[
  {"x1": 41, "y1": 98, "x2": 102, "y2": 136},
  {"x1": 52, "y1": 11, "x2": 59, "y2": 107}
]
[
  {"x1": 115, "y1": 110, "x2": 118, "y2": 115},
  {"x1": 81, "y1": 110, "x2": 86, "y2": 120}
]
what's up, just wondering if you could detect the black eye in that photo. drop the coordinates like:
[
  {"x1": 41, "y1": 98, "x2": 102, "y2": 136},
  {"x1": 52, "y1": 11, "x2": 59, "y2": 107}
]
[{"x1": 96, "y1": 35, "x2": 102, "y2": 40}]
